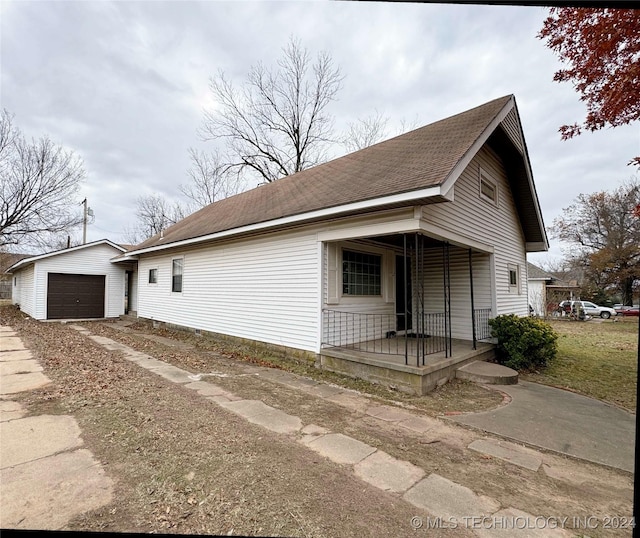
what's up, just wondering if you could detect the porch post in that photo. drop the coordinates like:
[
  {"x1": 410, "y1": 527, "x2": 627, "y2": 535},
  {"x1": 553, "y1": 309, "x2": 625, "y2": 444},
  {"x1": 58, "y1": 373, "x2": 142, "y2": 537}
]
[
  {"x1": 403, "y1": 233, "x2": 408, "y2": 365},
  {"x1": 442, "y1": 242, "x2": 451, "y2": 358},
  {"x1": 469, "y1": 249, "x2": 477, "y2": 350}
]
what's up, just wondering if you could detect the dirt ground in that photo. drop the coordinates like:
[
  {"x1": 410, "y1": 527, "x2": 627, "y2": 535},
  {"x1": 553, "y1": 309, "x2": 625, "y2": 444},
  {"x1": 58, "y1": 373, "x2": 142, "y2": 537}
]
[{"x1": 1, "y1": 306, "x2": 634, "y2": 537}]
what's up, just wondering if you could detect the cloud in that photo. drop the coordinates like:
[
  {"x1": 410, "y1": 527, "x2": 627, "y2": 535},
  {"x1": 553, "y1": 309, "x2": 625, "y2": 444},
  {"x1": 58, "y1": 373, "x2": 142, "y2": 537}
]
[{"x1": 1, "y1": 1, "x2": 637, "y2": 255}]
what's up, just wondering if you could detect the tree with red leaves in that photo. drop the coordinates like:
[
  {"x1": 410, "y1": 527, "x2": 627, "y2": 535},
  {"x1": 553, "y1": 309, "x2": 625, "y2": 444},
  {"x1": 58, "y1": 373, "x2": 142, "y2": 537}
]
[{"x1": 539, "y1": 8, "x2": 640, "y2": 166}]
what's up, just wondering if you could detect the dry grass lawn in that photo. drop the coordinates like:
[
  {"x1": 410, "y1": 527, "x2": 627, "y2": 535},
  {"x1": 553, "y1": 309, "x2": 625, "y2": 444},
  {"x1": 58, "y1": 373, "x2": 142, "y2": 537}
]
[{"x1": 522, "y1": 317, "x2": 638, "y2": 412}]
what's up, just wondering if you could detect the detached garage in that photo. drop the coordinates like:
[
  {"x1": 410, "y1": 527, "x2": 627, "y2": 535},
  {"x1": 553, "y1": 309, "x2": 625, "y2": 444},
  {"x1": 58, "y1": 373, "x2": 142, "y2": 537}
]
[{"x1": 7, "y1": 239, "x2": 127, "y2": 321}]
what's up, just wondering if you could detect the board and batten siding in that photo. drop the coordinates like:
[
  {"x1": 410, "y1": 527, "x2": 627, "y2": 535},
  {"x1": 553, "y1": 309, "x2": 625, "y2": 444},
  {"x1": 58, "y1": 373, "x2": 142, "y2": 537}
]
[
  {"x1": 13, "y1": 265, "x2": 35, "y2": 318},
  {"x1": 421, "y1": 146, "x2": 529, "y2": 317},
  {"x1": 137, "y1": 230, "x2": 321, "y2": 352},
  {"x1": 31, "y1": 244, "x2": 126, "y2": 320}
]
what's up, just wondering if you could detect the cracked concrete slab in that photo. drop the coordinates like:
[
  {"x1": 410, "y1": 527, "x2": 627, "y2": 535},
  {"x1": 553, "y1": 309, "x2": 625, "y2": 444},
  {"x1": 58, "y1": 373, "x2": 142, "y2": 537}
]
[
  {"x1": 219, "y1": 399, "x2": 275, "y2": 418},
  {"x1": 324, "y1": 392, "x2": 369, "y2": 413},
  {"x1": 184, "y1": 381, "x2": 229, "y2": 396},
  {"x1": 243, "y1": 408, "x2": 302, "y2": 434},
  {"x1": 354, "y1": 450, "x2": 425, "y2": 493},
  {"x1": 0, "y1": 360, "x2": 43, "y2": 376},
  {"x1": 469, "y1": 439, "x2": 542, "y2": 472},
  {"x1": 147, "y1": 363, "x2": 194, "y2": 384},
  {"x1": 307, "y1": 384, "x2": 345, "y2": 399},
  {"x1": 218, "y1": 399, "x2": 302, "y2": 434},
  {"x1": 365, "y1": 405, "x2": 414, "y2": 423},
  {"x1": 403, "y1": 473, "x2": 501, "y2": 520},
  {"x1": 0, "y1": 415, "x2": 84, "y2": 469},
  {"x1": 0, "y1": 400, "x2": 26, "y2": 422},
  {"x1": 0, "y1": 371, "x2": 51, "y2": 395},
  {"x1": 0, "y1": 337, "x2": 26, "y2": 351},
  {"x1": 398, "y1": 415, "x2": 439, "y2": 433},
  {"x1": 0, "y1": 449, "x2": 113, "y2": 530},
  {"x1": 305, "y1": 433, "x2": 377, "y2": 465},
  {"x1": 0, "y1": 349, "x2": 34, "y2": 362}
]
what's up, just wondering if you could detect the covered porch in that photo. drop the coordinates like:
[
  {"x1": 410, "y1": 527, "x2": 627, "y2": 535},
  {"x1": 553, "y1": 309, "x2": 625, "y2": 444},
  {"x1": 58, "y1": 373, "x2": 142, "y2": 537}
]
[{"x1": 319, "y1": 232, "x2": 496, "y2": 394}]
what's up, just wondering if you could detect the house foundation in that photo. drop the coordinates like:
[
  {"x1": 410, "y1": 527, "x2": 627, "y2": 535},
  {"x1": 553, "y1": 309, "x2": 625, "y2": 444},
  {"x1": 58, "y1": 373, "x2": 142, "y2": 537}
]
[{"x1": 318, "y1": 341, "x2": 495, "y2": 395}]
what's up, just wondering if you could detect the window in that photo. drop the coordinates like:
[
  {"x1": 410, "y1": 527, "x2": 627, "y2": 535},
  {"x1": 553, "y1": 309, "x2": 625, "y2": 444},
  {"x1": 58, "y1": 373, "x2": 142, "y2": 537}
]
[
  {"x1": 342, "y1": 250, "x2": 381, "y2": 296},
  {"x1": 172, "y1": 258, "x2": 183, "y2": 293},
  {"x1": 148, "y1": 268, "x2": 158, "y2": 284},
  {"x1": 508, "y1": 264, "x2": 520, "y2": 293},
  {"x1": 479, "y1": 169, "x2": 498, "y2": 205}
]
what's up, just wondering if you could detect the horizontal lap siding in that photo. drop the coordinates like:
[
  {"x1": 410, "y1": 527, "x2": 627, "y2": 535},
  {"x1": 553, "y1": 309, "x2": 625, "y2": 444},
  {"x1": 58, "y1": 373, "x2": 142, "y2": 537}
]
[
  {"x1": 422, "y1": 146, "x2": 528, "y2": 317},
  {"x1": 33, "y1": 244, "x2": 125, "y2": 320},
  {"x1": 14, "y1": 265, "x2": 35, "y2": 318},
  {"x1": 137, "y1": 231, "x2": 320, "y2": 352},
  {"x1": 418, "y1": 246, "x2": 491, "y2": 340}
]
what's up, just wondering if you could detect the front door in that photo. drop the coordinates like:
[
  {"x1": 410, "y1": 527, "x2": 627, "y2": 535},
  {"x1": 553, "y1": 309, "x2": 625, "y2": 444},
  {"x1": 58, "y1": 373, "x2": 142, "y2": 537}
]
[{"x1": 395, "y1": 255, "x2": 412, "y2": 332}]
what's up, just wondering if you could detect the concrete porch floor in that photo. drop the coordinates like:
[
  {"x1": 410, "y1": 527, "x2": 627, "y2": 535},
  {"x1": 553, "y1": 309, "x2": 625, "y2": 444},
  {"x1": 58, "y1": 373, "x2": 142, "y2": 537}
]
[{"x1": 318, "y1": 338, "x2": 495, "y2": 395}]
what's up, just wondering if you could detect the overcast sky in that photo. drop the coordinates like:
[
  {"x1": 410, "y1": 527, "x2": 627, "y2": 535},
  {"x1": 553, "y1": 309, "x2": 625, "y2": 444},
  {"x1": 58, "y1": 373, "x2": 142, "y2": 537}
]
[{"x1": 1, "y1": 1, "x2": 637, "y2": 264}]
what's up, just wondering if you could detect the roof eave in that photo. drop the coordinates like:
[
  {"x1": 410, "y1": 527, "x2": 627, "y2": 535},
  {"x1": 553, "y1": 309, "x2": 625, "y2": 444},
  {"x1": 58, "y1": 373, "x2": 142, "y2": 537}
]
[
  {"x1": 127, "y1": 184, "x2": 447, "y2": 256},
  {"x1": 6, "y1": 239, "x2": 126, "y2": 273}
]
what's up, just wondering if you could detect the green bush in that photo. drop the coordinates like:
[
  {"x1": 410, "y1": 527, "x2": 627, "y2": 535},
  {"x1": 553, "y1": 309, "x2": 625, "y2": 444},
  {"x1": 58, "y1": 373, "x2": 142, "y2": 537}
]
[{"x1": 488, "y1": 314, "x2": 558, "y2": 371}]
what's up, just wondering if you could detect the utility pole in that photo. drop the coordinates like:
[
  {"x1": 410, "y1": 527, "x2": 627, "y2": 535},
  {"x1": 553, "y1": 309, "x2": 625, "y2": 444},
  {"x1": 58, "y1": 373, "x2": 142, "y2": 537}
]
[
  {"x1": 81, "y1": 198, "x2": 94, "y2": 244},
  {"x1": 82, "y1": 198, "x2": 88, "y2": 244}
]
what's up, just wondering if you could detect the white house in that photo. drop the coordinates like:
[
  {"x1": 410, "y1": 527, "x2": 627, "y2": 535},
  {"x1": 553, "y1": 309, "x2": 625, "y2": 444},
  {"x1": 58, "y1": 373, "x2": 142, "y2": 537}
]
[
  {"x1": 117, "y1": 95, "x2": 548, "y2": 393},
  {"x1": 8, "y1": 239, "x2": 131, "y2": 320},
  {"x1": 526, "y1": 262, "x2": 557, "y2": 316}
]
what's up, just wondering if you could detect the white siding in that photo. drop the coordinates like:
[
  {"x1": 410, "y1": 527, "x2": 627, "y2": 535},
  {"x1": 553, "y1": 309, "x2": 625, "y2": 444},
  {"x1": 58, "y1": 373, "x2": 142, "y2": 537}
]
[
  {"x1": 128, "y1": 268, "x2": 138, "y2": 313},
  {"x1": 421, "y1": 146, "x2": 529, "y2": 317},
  {"x1": 13, "y1": 265, "x2": 35, "y2": 318},
  {"x1": 419, "y1": 246, "x2": 492, "y2": 340},
  {"x1": 528, "y1": 280, "x2": 546, "y2": 316},
  {"x1": 32, "y1": 244, "x2": 126, "y2": 320},
  {"x1": 137, "y1": 229, "x2": 320, "y2": 352},
  {"x1": 322, "y1": 240, "x2": 396, "y2": 346}
]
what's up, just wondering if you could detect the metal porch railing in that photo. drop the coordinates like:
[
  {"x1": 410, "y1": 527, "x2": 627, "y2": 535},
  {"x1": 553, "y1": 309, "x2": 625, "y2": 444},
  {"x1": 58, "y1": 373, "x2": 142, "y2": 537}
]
[
  {"x1": 321, "y1": 309, "x2": 448, "y2": 366},
  {"x1": 473, "y1": 308, "x2": 492, "y2": 345}
]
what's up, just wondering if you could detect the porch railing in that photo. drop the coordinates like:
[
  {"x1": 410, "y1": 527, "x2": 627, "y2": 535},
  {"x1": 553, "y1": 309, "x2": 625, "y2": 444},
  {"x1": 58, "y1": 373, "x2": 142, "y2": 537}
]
[
  {"x1": 473, "y1": 308, "x2": 492, "y2": 343},
  {"x1": 321, "y1": 309, "x2": 448, "y2": 365}
]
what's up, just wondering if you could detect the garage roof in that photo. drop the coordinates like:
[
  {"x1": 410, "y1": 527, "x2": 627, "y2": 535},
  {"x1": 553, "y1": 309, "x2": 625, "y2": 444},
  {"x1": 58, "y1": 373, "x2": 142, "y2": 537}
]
[{"x1": 5, "y1": 239, "x2": 127, "y2": 273}]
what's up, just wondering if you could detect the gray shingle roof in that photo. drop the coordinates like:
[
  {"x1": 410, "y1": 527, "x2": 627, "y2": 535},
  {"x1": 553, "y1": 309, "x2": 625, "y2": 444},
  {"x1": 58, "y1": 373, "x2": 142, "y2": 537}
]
[
  {"x1": 527, "y1": 262, "x2": 556, "y2": 281},
  {"x1": 133, "y1": 95, "x2": 513, "y2": 252}
]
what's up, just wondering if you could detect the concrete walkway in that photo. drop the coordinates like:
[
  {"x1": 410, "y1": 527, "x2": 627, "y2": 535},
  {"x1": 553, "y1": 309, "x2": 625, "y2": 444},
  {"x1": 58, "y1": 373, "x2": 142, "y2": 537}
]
[
  {"x1": 70, "y1": 324, "x2": 577, "y2": 537},
  {"x1": 449, "y1": 380, "x2": 635, "y2": 472},
  {"x1": 0, "y1": 326, "x2": 113, "y2": 530}
]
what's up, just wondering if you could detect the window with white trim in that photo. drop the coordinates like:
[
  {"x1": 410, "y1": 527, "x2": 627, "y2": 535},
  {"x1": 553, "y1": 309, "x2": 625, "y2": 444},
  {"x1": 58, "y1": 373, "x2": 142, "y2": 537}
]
[
  {"x1": 479, "y1": 169, "x2": 498, "y2": 205},
  {"x1": 148, "y1": 268, "x2": 158, "y2": 284},
  {"x1": 342, "y1": 250, "x2": 381, "y2": 296},
  {"x1": 172, "y1": 258, "x2": 183, "y2": 293},
  {"x1": 508, "y1": 264, "x2": 520, "y2": 294}
]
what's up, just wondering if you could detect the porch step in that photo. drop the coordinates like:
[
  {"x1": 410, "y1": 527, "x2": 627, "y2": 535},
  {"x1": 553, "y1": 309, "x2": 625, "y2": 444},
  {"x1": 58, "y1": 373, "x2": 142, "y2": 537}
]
[{"x1": 455, "y1": 361, "x2": 518, "y2": 385}]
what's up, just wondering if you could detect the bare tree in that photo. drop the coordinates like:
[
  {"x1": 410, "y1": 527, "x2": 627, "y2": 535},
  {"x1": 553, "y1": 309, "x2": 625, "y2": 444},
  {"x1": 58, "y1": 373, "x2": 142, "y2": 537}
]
[
  {"x1": 342, "y1": 111, "x2": 389, "y2": 153},
  {"x1": 0, "y1": 109, "x2": 85, "y2": 250},
  {"x1": 124, "y1": 194, "x2": 188, "y2": 244},
  {"x1": 200, "y1": 37, "x2": 343, "y2": 184},
  {"x1": 180, "y1": 148, "x2": 244, "y2": 208},
  {"x1": 342, "y1": 112, "x2": 420, "y2": 153}
]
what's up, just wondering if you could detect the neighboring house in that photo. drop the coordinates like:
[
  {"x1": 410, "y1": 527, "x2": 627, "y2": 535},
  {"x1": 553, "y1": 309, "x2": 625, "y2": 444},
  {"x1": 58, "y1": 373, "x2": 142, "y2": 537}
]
[
  {"x1": 118, "y1": 94, "x2": 548, "y2": 394},
  {"x1": 7, "y1": 239, "x2": 133, "y2": 320},
  {"x1": 526, "y1": 262, "x2": 556, "y2": 316},
  {"x1": 0, "y1": 252, "x2": 31, "y2": 300}
]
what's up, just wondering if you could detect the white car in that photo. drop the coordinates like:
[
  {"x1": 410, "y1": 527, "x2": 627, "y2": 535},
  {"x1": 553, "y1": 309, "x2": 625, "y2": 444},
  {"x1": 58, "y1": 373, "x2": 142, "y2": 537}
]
[{"x1": 559, "y1": 300, "x2": 617, "y2": 319}]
